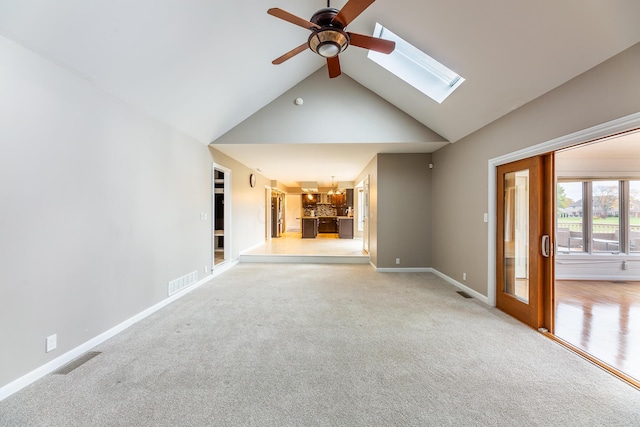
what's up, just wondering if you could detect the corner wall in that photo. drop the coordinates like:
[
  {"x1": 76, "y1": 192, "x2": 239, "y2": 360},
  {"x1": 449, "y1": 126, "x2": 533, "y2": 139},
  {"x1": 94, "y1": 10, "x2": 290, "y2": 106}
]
[
  {"x1": 377, "y1": 153, "x2": 432, "y2": 269},
  {"x1": 431, "y1": 42, "x2": 640, "y2": 297},
  {"x1": 355, "y1": 153, "x2": 433, "y2": 269}
]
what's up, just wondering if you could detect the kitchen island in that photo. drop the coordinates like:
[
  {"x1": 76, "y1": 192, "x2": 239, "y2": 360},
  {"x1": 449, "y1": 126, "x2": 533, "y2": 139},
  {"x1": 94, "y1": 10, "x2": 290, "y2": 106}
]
[
  {"x1": 300, "y1": 216, "x2": 353, "y2": 239},
  {"x1": 301, "y1": 217, "x2": 318, "y2": 238},
  {"x1": 337, "y1": 217, "x2": 354, "y2": 239}
]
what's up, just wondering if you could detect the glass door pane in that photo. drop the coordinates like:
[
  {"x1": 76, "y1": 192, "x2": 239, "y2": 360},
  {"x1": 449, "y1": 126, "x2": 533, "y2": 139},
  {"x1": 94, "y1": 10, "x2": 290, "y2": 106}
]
[{"x1": 503, "y1": 169, "x2": 529, "y2": 303}]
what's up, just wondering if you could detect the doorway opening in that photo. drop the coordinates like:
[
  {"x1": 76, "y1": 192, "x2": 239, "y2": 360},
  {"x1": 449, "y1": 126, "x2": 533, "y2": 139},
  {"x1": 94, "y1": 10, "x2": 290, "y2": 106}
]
[
  {"x1": 271, "y1": 189, "x2": 285, "y2": 238},
  {"x1": 213, "y1": 164, "x2": 231, "y2": 268},
  {"x1": 356, "y1": 176, "x2": 370, "y2": 254},
  {"x1": 553, "y1": 132, "x2": 640, "y2": 385}
]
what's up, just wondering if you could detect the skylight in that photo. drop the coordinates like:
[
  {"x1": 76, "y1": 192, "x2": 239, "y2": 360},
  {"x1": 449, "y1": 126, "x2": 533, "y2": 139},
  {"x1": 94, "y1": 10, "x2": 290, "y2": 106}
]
[{"x1": 368, "y1": 23, "x2": 464, "y2": 103}]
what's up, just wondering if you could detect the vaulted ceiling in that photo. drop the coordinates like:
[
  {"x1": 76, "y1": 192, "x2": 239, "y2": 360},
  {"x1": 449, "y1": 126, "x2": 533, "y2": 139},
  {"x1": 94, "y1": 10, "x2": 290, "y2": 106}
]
[{"x1": 2, "y1": 0, "x2": 640, "y2": 187}]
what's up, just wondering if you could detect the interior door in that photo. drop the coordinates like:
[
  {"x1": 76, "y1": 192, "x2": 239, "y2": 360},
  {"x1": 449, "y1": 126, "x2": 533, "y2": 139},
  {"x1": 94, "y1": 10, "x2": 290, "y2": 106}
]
[{"x1": 496, "y1": 155, "x2": 554, "y2": 329}]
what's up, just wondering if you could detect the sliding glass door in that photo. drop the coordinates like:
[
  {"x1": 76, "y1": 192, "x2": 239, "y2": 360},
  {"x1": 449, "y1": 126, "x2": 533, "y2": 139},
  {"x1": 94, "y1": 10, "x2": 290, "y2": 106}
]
[{"x1": 496, "y1": 155, "x2": 554, "y2": 329}]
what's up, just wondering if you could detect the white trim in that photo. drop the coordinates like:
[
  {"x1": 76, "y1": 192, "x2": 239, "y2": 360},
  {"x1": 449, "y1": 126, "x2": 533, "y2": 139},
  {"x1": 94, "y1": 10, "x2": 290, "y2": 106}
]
[
  {"x1": 0, "y1": 262, "x2": 236, "y2": 402},
  {"x1": 555, "y1": 274, "x2": 640, "y2": 281},
  {"x1": 372, "y1": 266, "x2": 490, "y2": 304},
  {"x1": 431, "y1": 269, "x2": 490, "y2": 304},
  {"x1": 239, "y1": 241, "x2": 268, "y2": 254},
  {"x1": 240, "y1": 255, "x2": 369, "y2": 264},
  {"x1": 487, "y1": 112, "x2": 640, "y2": 306},
  {"x1": 265, "y1": 185, "x2": 272, "y2": 241},
  {"x1": 372, "y1": 267, "x2": 490, "y2": 304}
]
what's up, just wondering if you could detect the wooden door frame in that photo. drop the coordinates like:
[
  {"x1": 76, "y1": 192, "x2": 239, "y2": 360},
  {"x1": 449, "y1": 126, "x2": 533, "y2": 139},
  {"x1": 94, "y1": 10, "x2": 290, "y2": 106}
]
[{"x1": 496, "y1": 156, "x2": 551, "y2": 328}]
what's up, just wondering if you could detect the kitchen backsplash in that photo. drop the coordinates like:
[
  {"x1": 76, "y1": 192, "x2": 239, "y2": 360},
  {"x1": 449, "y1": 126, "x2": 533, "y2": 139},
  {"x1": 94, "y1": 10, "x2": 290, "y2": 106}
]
[{"x1": 304, "y1": 204, "x2": 336, "y2": 217}]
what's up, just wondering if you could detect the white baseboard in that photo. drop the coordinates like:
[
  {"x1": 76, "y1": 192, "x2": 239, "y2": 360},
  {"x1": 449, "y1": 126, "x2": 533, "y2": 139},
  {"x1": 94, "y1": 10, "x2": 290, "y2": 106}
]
[
  {"x1": 240, "y1": 254, "x2": 369, "y2": 264},
  {"x1": 430, "y1": 269, "x2": 490, "y2": 305},
  {"x1": 0, "y1": 263, "x2": 235, "y2": 402},
  {"x1": 372, "y1": 266, "x2": 491, "y2": 305},
  {"x1": 239, "y1": 241, "x2": 267, "y2": 254},
  {"x1": 555, "y1": 274, "x2": 640, "y2": 281},
  {"x1": 1, "y1": 261, "x2": 489, "y2": 401},
  {"x1": 376, "y1": 267, "x2": 433, "y2": 273}
]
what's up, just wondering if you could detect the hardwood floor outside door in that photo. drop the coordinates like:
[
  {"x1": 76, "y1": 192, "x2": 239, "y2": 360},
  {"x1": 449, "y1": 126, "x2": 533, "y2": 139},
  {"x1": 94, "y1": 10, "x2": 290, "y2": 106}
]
[{"x1": 496, "y1": 155, "x2": 554, "y2": 329}]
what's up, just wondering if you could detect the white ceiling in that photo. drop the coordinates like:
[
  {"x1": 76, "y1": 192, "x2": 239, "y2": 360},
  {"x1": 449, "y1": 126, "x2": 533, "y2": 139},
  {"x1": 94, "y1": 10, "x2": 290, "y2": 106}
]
[
  {"x1": 2, "y1": 0, "x2": 640, "y2": 188},
  {"x1": 556, "y1": 130, "x2": 640, "y2": 178},
  {"x1": 558, "y1": 130, "x2": 640, "y2": 159}
]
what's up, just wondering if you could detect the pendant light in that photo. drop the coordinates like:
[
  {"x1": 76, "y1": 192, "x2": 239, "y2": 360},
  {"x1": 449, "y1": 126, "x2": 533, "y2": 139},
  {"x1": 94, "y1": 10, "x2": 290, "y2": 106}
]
[{"x1": 327, "y1": 176, "x2": 342, "y2": 195}]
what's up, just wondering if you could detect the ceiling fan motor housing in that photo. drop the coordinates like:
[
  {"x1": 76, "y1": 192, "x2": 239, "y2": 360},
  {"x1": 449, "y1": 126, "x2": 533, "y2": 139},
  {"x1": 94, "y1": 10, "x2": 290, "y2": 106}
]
[{"x1": 308, "y1": 7, "x2": 350, "y2": 58}]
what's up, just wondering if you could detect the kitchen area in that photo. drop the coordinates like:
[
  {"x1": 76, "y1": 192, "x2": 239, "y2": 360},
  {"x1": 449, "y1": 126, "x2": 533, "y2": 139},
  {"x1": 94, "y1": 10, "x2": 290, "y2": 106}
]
[
  {"x1": 301, "y1": 188, "x2": 354, "y2": 239},
  {"x1": 240, "y1": 180, "x2": 365, "y2": 262}
]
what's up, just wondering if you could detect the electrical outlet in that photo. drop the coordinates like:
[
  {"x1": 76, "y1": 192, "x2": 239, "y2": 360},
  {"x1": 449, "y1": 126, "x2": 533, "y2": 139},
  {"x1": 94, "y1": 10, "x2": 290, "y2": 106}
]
[
  {"x1": 46, "y1": 334, "x2": 57, "y2": 353},
  {"x1": 463, "y1": 273, "x2": 467, "y2": 281},
  {"x1": 396, "y1": 258, "x2": 400, "y2": 265},
  {"x1": 204, "y1": 266, "x2": 209, "y2": 274}
]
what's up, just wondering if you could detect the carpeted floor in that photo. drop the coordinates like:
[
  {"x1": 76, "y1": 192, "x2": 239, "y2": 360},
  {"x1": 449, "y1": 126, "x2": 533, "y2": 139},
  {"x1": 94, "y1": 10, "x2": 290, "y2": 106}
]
[{"x1": 1, "y1": 264, "x2": 640, "y2": 426}]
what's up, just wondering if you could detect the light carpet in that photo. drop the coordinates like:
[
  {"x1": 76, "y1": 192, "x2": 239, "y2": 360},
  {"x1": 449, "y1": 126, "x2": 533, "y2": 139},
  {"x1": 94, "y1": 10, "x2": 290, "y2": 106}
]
[{"x1": 1, "y1": 264, "x2": 639, "y2": 426}]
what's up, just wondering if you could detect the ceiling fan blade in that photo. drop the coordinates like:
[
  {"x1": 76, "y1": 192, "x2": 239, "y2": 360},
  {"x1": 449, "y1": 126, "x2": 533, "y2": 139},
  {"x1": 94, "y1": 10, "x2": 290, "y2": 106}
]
[
  {"x1": 347, "y1": 32, "x2": 395, "y2": 54},
  {"x1": 333, "y1": 0, "x2": 375, "y2": 27},
  {"x1": 267, "y1": 8, "x2": 320, "y2": 30},
  {"x1": 327, "y1": 56, "x2": 341, "y2": 78},
  {"x1": 272, "y1": 42, "x2": 309, "y2": 65}
]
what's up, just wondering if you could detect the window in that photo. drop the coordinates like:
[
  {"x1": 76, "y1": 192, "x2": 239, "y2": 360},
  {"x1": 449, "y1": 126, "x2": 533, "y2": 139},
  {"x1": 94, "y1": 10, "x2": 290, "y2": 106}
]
[
  {"x1": 591, "y1": 180, "x2": 619, "y2": 253},
  {"x1": 368, "y1": 23, "x2": 464, "y2": 103},
  {"x1": 631, "y1": 181, "x2": 640, "y2": 253},
  {"x1": 557, "y1": 179, "x2": 640, "y2": 254}
]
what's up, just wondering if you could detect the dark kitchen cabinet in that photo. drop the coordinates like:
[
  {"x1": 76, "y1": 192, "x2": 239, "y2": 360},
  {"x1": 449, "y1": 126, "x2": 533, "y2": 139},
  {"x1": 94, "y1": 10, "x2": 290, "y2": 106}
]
[
  {"x1": 318, "y1": 217, "x2": 338, "y2": 233},
  {"x1": 302, "y1": 218, "x2": 318, "y2": 238},
  {"x1": 331, "y1": 190, "x2": 353, "y2": 207},
  {"x1": 331, "y1": 193, "x2": 345, "y2": 207},
  {"x1": 302, "y1": 194, "x2": 318, "y2": 208},
  {"x1": 338, "y1": 218, "x2": 354, "y2": 239},
  {"x1": 345, "y1": 188, "x2": 354, "y2": 207}
]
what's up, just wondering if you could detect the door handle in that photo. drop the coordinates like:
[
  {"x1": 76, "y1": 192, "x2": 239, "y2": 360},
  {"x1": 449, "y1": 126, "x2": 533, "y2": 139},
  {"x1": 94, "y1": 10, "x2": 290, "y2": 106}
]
[{"x1": 541, "y1": 235, "x2": 551, "y2": 257}]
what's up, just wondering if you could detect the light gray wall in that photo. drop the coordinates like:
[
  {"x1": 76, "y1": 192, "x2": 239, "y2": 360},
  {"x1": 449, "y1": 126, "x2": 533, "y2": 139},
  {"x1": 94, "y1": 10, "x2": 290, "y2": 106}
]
[
  {"x1": 0, "y1": 36, "x2": 213, "y2": 388},
  {"x1": 431, "y1": 42, "x2": 640, "y2": 296},
  {"x1": 377, "y1": 154, "x2": 432, "y2": 269},
  {"x1": 213, "y1": 68, "x2": 445, "y2": 144}
]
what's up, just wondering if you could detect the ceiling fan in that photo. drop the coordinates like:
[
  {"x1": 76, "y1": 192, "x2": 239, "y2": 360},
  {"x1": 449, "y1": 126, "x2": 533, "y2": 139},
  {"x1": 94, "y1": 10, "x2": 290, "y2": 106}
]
[{"x1": 267, "y1": 0, "x2": 395, "y2": 78}]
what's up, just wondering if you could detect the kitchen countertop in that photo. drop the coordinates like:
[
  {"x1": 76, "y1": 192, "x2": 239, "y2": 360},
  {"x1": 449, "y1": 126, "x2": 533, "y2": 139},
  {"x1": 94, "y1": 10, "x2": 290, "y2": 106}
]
[{"x1": 299, "y1": 216, "x2": 353, "y2": 219}]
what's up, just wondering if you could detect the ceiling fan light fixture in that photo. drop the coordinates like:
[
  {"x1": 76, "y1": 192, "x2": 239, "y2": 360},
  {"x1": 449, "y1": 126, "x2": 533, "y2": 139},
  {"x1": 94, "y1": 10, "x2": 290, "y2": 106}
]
[{"x1": 308, "y1": 28, "x2": 349, "y2": 58}]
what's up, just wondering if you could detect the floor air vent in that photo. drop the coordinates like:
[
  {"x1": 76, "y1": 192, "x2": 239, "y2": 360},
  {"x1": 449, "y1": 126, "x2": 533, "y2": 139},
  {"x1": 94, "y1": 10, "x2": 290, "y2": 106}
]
[
  {"x1": 168, "y1": 271, "x2": 198, "y2": 296},
  {"x1": 457, "y1": 291, "x2": 473, "y2": 299},
  {"x1": 53, "y1": 351, "x2": 101, "y2": 375}
]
